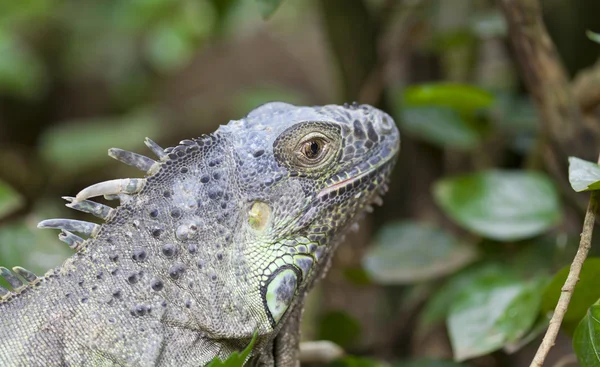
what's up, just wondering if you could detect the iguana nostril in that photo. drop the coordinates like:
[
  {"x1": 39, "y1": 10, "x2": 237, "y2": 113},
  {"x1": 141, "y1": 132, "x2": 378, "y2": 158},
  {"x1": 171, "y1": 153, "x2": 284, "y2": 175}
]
[{"x1": 248, "y1": 201, "x2": 271, "y2": 231}]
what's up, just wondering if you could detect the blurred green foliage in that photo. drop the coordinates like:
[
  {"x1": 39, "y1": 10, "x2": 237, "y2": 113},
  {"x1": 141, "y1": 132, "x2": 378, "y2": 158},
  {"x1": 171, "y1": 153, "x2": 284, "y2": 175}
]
[
  {"x1": 362, "y1": 221, "x2": 476, "y2": 284},
  {"x1": 318, "y1": 311, "x2": 362, "y2": 349},
  {"x1": 39, "y1": 109, "x2": 161, "y2": 174},
  {"x1": 0, "y1": 180, "x2": 23, "y2": 219},
  {"x1": 447, "y1": 273, "x2": 544, "y2": 361},
  {"x1": 587, "y1": 30, "x2": 600, "y2": 45},
  {"x1": 1, "y1": 0, "x2": 600, "y2": 366},
  {"x1": 433, "y1": 171, "x2": 561, "y2": 241},
  {"x1": 573, "y1": 298, "x2": 600, "y2": 367},
  {"x1": 397, "y1": 83, "x2": 494, "y2": 150},
  {"x1": 542, "y1": 258, "x2": 600, "y2": 333},
  {"x1": 254, "y1": 0, "x2": 285, "y2": 19}
]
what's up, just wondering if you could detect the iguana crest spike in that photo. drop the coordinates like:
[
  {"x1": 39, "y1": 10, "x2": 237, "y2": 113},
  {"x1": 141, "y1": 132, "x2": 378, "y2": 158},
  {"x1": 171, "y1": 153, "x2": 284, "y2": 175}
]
[
  {"x1": 63, "y1": 196, "x2": 115, "y2": 220},
  {"x1": 58, "y1": 230, "x2": 84, "y2": 250},
  {"x1": 37, "y1": 219, "x2": 100, "y2": 237},
  {"x1": 74, "y1": 177, "x2": 145, "y2": 203},
  {"x1": 0, "y1": 103, "x2": 400, "y2": 366},
  {"x1": 0, "y1": 267, "x2": 23, "y2": 290},
  {"x1": 12, "y1": 266, "x2": 37, "y2": 283},
  {"x1": 108, "y1": 148, "x2": 158, "y2": 173},
  {"x1": 144, "y1": 137, "x2": 168, "y2": 161}
]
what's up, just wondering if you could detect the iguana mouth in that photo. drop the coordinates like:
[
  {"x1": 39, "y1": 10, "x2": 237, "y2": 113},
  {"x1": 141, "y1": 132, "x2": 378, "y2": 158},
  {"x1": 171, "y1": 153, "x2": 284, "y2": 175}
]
[
  {"x1": 318, "y1": 144, "x2": 398, "y2": 198},
  {"x1": 318, "y1": 164, "x2": 384, "y2": 198}
]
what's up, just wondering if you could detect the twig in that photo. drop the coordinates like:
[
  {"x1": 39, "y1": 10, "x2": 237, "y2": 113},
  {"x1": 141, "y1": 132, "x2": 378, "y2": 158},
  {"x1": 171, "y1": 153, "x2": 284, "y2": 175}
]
[
  {"x1": 299, "y1": 341, "x2": 344, "y2": 364},
  {"x1": 572, "y1": 58, "x2": 600, "y2": 113},
  {"x1": 498, "y1": 0, "x2": 599, "y2": 211},
  {"x1": 358, "y1": 0, "x2": 424, "y2": 105},
  {"x1": 529, "y1": 154, "x2": 600, "y2": 367},
  {"x1": 551, "y1": 353, "x2": 578, "y2": 367}
]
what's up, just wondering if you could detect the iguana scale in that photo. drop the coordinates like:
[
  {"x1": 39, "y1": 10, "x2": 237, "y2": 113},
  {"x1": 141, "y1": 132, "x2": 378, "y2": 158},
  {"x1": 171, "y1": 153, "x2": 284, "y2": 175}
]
[{"x1": 0, "y1": 102, "x2": 400, "y2": 366}]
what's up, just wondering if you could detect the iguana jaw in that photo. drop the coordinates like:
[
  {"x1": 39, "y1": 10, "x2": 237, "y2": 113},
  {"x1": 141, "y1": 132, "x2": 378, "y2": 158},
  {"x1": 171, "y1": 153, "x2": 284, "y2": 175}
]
[
  {"x1": 317, "y1": 142, "x2": 399, "y2": 199},
  {"x1": 317, "y1": 154, "x2": 395, "y2": 199}
]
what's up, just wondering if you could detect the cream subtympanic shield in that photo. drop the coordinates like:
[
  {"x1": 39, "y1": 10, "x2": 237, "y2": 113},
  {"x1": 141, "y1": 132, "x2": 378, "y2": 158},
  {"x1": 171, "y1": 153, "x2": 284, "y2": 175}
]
[{"x1": 262, "y1": 266, "x2": 300, "y2": 326}]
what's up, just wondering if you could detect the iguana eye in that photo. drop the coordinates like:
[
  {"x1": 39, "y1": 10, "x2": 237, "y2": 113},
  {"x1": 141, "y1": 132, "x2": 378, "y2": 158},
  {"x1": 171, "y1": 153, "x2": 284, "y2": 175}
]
[
  {"x1": 273, "y1": 121, "x2": 341, "y2": 174},
  {"x1": 303, "y1": 140, "x2": 320, "y2": 159},
  {"x1": 294, "y1": 134, "x2": 331, "y2": 167},
  {"x1": 301, "y1": 138, "x2": 326, "y2": 160}
]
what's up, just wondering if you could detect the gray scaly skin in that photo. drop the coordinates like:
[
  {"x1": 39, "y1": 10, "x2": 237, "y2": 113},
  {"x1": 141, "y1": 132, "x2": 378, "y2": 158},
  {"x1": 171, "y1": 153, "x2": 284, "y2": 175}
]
[{"x1": 0, "y1": 103, "x2": 399, "y2": 366}]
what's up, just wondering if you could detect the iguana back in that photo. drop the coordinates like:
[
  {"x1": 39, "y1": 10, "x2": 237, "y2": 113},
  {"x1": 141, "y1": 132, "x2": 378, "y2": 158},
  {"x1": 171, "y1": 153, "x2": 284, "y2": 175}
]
[{"x1": 0, "y1": 102, "x2": 399, "y2": 366}]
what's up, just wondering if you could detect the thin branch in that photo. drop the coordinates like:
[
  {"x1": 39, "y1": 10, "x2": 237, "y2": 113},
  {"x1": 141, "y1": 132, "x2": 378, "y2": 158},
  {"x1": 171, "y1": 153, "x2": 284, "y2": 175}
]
[
  {"x1": 358, "y1": 0, "x2": 425, "y2": 105},
  {"x1": 551, "y1": 353, "x2": 578, "y2": 367},
  {"x1": 299, "y1": 341, "x2": 344, "y2": 364},
  {"x1": 318, "y1": 0, "x2": 378, "y2": 101},
  {"x1": 498, "y1": 0, "x2": 582, "y2": 151},
  {"x1": 572, "y1": 58, "x2": 600, "y2": 113},
  {"x1": 498, "y1": 0, "x2": 600, "y2": 210},
  {"x1": 529, "y1": 156, "x2": 600, "y2": 367}
]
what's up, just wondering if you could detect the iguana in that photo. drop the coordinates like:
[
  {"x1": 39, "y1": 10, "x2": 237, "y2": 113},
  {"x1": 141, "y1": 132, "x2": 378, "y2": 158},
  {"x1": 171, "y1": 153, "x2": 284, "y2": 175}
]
[{"x1": 0, "y1": 102, "x2": 400, "y2": 367}]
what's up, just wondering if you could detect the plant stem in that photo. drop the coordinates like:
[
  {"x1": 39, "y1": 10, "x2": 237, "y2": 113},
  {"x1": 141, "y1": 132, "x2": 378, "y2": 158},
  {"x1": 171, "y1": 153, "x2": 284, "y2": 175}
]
[{"x1": 529, "y1": 156, "x2": 600, "y2": 367}]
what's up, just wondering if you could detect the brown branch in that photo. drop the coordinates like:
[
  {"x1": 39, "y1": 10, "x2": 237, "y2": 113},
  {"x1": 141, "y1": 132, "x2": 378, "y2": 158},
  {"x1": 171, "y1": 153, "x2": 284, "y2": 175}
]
[
  {"x1": 530, "y1": 157, "x2": 599, "y2": 366},
  {"x1": 498, "y1": 0, "x2": 586, "y2": 157},
  {"x1": 572, "y1": 58, "x2": 600, "y2": 113},
  {"x1": 299, "y1": 341, "x2": 344, "y2": 364},
  {"x1": 498, "y1": 0, "x2": 600, "y2": 209}
]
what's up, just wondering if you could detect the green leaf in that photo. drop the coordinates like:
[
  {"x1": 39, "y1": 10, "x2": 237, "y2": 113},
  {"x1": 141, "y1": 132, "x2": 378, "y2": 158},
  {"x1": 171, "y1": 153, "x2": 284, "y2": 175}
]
[
  {"x1": 232, "y1": 87, "x2": 307, "y2": 117},
  {"x1": 206, "y1": 332, "x2": 257, "y2": 367},
  {"x1": 541, "y1": 258, "x2": 600, "y2": 332},
  {"x1": 363, "y1": 221, "x2": 477, "y2": 285},
  {"x1": 448, "y1": 275, "x2": 544, "y2": 361},
  {"x1": 502, "y1": 314, "x2": 549, "y2": 354},
  {"x1": 318, "y1": 311, "x2": 361, "y2": 348},
  {"x1": 573, "y1": 298, "x2": 600, "y2": 366},
  {"x1": 39, "y1": 109, "x2": 161, "y2": 174},
  {"x1": 403, "y1": 83, "x2": 494, "y2": 115},
  {"x1": 0, "y1": 0, "x2": 54, "y2": 28},
  {"x1": 0, "y1": 32, "x2": 47, "y2": 99},
  {"x1": 492, "y1": 94, "x2": 538, "y2": 133},
  {"x1": 0, "y1": 181, "x2": 24, "y2": 220},
  {"x1": 587, "y1": 30, "x2": 600, "y2": 45},
  {"x1": 255, "y1": 0, "x2": 285, "y2": 19},
  {"x1": 145, "y1": 24, "x2": 197, "y2": 73},
  {"x1": 419, "y1": 263, "x2": 514, "y2": 328},
  {"x1": 568, "y1": 156, "x2": 600, "y2": 192},
  {"x1": 0, "y1": 219, "x2": 72, "y2": 288},
  {"x1": 342, "y1": 266, "x2": 372, "y2": 286},
  {"x1": 325, "y1": 356, "x2": 387, "y2": 367},
  {"x1": 395, "y1": 359, "x2": 465, "y2": 367},
  {"x1": 400, "y1": 107, "x2": 480, "y2": 150},
  {"x1": 433, "y1": 170, "x2": 561, "y2": 241}
]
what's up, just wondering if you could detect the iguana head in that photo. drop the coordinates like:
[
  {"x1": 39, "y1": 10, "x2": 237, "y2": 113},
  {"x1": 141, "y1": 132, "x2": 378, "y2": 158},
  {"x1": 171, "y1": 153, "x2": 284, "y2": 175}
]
[
  {"x1": 223, "y1": 103, "x2": 399, "y2": 327},
  {"x1": 33, "y1": 103, "x2": 399, "y2": 344},
  {"x1": 225, "y1": 103, "x2": 400, "y2": 325}
]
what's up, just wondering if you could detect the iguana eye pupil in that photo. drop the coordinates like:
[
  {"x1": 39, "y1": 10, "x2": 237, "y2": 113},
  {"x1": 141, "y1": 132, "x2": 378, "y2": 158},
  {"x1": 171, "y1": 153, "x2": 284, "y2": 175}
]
[{"x1": 304, "y1": 140, "x2": 321, "y2": 159}]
